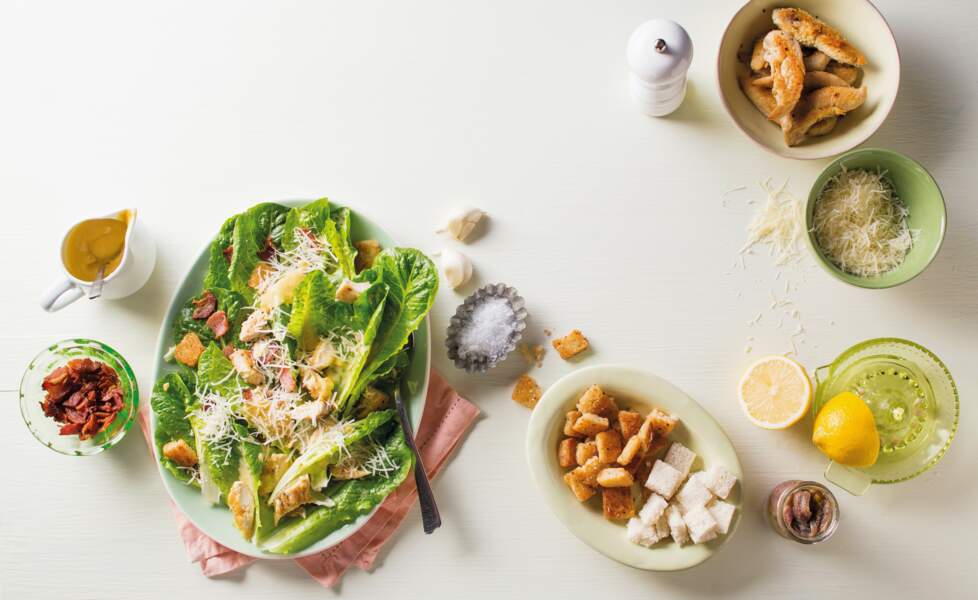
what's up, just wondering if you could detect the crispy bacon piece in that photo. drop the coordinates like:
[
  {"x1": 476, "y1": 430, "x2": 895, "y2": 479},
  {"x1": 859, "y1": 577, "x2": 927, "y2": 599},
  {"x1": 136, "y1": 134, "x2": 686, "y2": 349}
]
[
  {"x1": 222, "y1": 245, "x2": 234, "y2": 264},
  {"x1": 222, "y1": 344, "x2": 235, "y2": 358},
  {"x1": 191, "y1": 290, "x2": 217, "y2": 320},
  {"x1": 41, "y1": 358, "x2": 125, "y2": 441},
  {"x1": 257, "y1": 235, "x2": 277, "y2": 261},
  {"x1": 206, "y1": 310, "x2": 230, "y2": 338}
]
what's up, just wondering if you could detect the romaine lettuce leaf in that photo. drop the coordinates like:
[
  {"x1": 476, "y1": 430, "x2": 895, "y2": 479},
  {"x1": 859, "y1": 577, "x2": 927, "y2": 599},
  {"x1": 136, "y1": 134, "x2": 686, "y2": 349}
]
[
  {"x1": 172, "y1": 288, "x2": 245, "y2": 347},
  {"x1": 268, "y1": 409, "x2": 395, "y2": 501},
  {"x1": 151, "y1": 372, "x2": 197, "y2": 484},
  {"x1": 228, "y1": 203, "x2": 290, "y2": 297},
  {"x1": 281, "y1": 198, "x2": 330, "y2": 252},
  {"x1": 348, "y1": 248, "x2": 438, "y2": 413},
  {"x1": 235, "y1": 423, "x2": 274, "y2": 541},
  {"x1": 286, "y1": 270, "x2": 388, "y2": 413},
  {"x1": 188, "y1": 344, "x2": 243, "y2": 504},
  {"x1": 260, "y1": 424, "x2": 413, "y2": 554},
  {"x1": 204, "y1": 215, "x2": 237, "y2": 290},
  {"x1": 323, "y1": 208, "x2": 357, "y2": 279}
]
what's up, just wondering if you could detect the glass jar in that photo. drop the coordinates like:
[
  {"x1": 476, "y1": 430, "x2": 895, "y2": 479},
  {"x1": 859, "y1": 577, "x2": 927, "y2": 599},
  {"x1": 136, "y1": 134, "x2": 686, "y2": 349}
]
[{"x1": 767, "y1": 480, "x2": 839, "y2": 544}]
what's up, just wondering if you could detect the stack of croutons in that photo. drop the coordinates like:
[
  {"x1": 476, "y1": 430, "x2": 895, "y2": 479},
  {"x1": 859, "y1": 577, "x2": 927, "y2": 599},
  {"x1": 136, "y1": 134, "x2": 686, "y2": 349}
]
[{"x1": 558, "y1": 385, "x2": 678, "y2": 521}]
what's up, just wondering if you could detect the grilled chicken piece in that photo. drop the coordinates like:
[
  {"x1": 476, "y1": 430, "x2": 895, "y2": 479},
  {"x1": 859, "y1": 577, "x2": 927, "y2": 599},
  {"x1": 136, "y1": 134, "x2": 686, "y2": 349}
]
[
  {"x1": 808, "y1": 116, "x2": 838, "y2": 137},
  {"x1": 230, "y1": 349, "x2": 265, "y2": 385},
  {"x1": 335, "y1": 279, "x2": 370, "y2": 304},
  {"x1": 763, "y1": 30, "x2": 805, "y2": 119},
  {"x1": 749, "y1": 34, "x2": 770, "y2": 72},
  {"x1": 827, "y1": 62, "x2": 860, "y2": 86},
  {"x1": 304, "y1": 339, "x2": 336, "y2": 371},
  {"x1": 739, "y1": 70, "x2": 779, "y2": 120},
  {"x1": 783, "y1": 85, "x2": 868, "y2": 146},
  {"x1": 773, "y1": 8, "x2": 866, "y2": 66},
  {"x1": 247, "y1": 261, "x2": 274, "y2": 290},
  {"x1": 228, "y1": 481, "x2": 256, "y2": 539},
  {"x1": 259, "y1": 453, "x2": 291, "y2": 496},
  {"x1": 273, "y1": 474, "x2": 313, "y2": 524},
  {"x1": 291, "y1": 399, "x2": 327, "y2": 424},
  {"x1": 301, "y1": 370, "x2": 335, "y2": 403},
  {"x1": 751, "y1": 70, "x2": 850, "y2": 91},
  {"x1": 355, "y1": 386, "x2": 391, "y2": 419},
  {"x1": 162, "y1": 439, "x2": 198, "y2": 467},
  {"x1": 239, "y1": 309, "x2": 269, "y2": 343},
  {"x1": 803, "y1": 50, "x2": 831, "y2": 72},
  {"x1": 332, "y1": 461, "x2": 371, "y2": 480}
]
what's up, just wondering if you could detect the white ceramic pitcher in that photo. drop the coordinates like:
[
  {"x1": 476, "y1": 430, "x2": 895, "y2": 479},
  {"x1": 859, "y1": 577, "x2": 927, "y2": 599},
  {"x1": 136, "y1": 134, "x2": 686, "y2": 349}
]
[{"x1": 40, "y1": 209, "x2": 156, "y2": 312}]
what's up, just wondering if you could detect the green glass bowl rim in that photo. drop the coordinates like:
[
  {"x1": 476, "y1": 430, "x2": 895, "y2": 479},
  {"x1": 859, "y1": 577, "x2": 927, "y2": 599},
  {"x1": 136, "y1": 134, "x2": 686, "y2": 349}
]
[
  {"x1": 19, "y1": 338, "x2": 139, "y2": 456},
  {"x1": 814, "y1": 337, "x2": 959, "y2": 484},
  {"x1": 804, "y1": 147, "x2": 947, "y2": 289}
]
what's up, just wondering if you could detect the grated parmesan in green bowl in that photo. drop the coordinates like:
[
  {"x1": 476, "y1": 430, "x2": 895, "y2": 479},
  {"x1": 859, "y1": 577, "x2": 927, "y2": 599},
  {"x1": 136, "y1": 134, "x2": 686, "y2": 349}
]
[{"x1": 805, "y1": 148, "x2": 946, "y2": 289}]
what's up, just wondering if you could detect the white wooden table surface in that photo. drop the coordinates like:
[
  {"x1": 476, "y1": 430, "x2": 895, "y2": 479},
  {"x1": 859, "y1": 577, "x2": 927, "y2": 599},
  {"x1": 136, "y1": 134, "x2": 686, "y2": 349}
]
[{"x1": 2, "y1": 1, "x2": 976, "y2": 598}]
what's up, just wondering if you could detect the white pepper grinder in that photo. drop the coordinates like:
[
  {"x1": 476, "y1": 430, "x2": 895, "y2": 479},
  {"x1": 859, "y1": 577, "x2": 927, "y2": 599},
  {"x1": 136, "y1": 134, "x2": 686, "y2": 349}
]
[{"x1": 627, "y1": 19, "x2": 693, "y2": 117}]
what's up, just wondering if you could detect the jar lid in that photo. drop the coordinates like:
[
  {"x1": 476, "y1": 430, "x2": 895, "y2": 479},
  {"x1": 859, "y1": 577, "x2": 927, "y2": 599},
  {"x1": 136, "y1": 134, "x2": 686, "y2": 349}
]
[{"x1": 626, "y1": 19, "x2": 693, "y2": 84}]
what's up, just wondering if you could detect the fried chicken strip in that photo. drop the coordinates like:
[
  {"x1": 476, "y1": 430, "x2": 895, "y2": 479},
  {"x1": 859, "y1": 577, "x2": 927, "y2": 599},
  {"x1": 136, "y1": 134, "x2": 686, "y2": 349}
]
[
  {"x1": 773, "y1": 8, "x2": 867, "y2": 66},
  {"x1": 783, "y1": 85, "x2": 868, "y2": 146},
  {"x1": 750, "y1": 70, "x2": 850, "y2": 91},
  {"x1": 762, "y1": 30, "x2": 805, "y2": 119}
]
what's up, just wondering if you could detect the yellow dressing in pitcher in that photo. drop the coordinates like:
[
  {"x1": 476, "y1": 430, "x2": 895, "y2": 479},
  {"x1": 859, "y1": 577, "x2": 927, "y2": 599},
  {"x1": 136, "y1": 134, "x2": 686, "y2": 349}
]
[{"x1": 63, "y1": 213, "x2": 129, "y2": 281}]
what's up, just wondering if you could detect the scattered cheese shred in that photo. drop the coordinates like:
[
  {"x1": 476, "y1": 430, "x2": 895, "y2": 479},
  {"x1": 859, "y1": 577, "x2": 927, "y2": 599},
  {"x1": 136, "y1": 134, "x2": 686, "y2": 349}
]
[
  {"x1": 740, "y1": 179, "x2": 804, "y2": 265},
  {"x1": 812, "y1": 168, "x2": 917, "y2": 277}
]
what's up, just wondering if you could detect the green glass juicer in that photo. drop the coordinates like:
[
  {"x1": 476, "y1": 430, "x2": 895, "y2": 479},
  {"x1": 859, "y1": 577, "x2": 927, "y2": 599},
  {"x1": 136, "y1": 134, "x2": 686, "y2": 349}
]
[{"x1": 813, "y1": 338, "x2": 959, "y2": 495}]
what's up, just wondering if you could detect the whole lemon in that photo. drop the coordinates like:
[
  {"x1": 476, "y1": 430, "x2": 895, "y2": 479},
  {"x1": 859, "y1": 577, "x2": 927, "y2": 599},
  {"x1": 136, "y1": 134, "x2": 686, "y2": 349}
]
[{"x1": 812, "y1": 392, "x2": 880, "y2": 467}]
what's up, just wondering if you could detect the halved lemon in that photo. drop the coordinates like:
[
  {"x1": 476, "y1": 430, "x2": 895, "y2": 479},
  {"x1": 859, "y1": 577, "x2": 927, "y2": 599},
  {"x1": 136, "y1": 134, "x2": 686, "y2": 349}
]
[{"x1": 738, "y1": 355, "x2": 812, "y2": 429}]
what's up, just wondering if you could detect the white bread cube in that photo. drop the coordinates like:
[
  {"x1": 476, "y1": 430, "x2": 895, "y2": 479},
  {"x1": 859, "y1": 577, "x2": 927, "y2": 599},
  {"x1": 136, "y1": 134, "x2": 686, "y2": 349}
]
[
  {"x1": 655, "y1": 513, "x2": 671, "y2": 540},
  {"x1": 675, "y1": 475, "x2": 714, "y2": 513},
  {"x1": 644, "y1": 460, "x2": 684, "y2": 499},
  {"x1": 666, "y1": 504, "x2": 689, "y2": 546},
  {"x1": 638, "y1": 493, "x2": 669, "y2": 526},
  {"x1": 626, "y1": 517, "x2": 660, "y2": 547},
  {"x1": 707, "y1": 500, "x2": 736, "y2": 535},
  {"x1": 664, "y1": 443, "x2": 697, "y2": 480},
  {"x1": 703, "y1": 465, "x2": 737, "y2": 500},
  {"x1": 683, "y1": 505, "x2": 718, "y2": 544}
]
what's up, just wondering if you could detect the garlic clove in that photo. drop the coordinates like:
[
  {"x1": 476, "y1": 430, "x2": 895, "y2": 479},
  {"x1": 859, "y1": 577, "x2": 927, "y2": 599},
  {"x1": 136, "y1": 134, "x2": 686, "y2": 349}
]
[
  {"x1": 437, "y1": 248, "x2": 473, "y2": 289},
  {"x1": 437, "y1": 206, "x2": 486, "y2": 242}
]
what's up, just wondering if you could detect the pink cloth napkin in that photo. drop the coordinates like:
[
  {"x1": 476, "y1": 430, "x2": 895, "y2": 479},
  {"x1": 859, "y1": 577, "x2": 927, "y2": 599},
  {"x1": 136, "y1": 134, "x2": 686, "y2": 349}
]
[{"x1": 137, "y1": 370, "x2": 479, "y2": 587}]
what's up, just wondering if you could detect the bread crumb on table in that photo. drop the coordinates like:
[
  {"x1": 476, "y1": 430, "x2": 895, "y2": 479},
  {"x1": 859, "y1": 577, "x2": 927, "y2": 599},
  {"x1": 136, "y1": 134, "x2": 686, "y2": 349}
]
[
  {"x1": 552, "y1": 329, "x2": 590, "y2": 360},
  {"x1": 511, "y1": 374, "x2": 542, "y2": 409}
]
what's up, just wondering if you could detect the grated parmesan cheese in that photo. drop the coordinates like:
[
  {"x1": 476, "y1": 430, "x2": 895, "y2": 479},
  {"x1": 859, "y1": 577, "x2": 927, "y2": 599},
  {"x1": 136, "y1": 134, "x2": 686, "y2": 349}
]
[
  {"x1": 740, "y1": 179, "x2": 804, "y2": 265},
  {"x1": 812, "y1": 168, "x2": 917, "y2": 277}
]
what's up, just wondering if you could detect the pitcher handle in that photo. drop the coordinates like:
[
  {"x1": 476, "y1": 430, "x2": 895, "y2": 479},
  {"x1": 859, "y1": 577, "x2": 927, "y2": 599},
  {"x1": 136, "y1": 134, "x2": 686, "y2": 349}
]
[
  {"x1": 40, "y1": 277, "x2": 84, "y2": 312},
  {"x1": 824, "y1": 461, "x2": 872, "y2": 496}
]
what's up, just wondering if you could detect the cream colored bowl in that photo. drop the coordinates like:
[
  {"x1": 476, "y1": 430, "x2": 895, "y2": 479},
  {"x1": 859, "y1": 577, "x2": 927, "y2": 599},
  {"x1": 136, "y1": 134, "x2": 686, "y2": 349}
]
[
  {"x1": 525, "y1": 365, "x2": 743, "y2": 571},
  {"x1": 717, "y1": 0, "x2": 900, "y2": 160}
]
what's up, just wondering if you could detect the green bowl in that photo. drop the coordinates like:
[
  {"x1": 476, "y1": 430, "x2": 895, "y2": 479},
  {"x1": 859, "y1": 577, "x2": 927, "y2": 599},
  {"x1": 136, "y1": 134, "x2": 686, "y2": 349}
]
[{"x1": 805, "y1": 148, "x2": 946, "y2": 288}]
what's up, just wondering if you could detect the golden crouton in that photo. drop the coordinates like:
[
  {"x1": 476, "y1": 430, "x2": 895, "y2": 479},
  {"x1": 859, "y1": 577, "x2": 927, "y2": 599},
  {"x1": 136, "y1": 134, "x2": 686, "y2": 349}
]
[
  {"x1": 354, "y1": 239, "x2": 382, "y2": 272},
  {"x1": 597, "y1": 467, "x2": 634, "y2": 488},
  {"x1": 647, "y1": 433, "x2": 671, "y2": 458},
  {"x1": 595, "y1": 429, "x2": 623, "y2": 464},
  {"x1": 617, "y1": 410, "x2": 643, "y2": 440},
  {"x1": 564, "y1": 410, "x2": 584, "y2": 438},
  {"x1": 558, "y1": 438, "x2": 578, "y2": 468},
  {"x1": 576, "y1": 440, "x2": 598, "y2": 465},
  {"x1": 162, "y1": 439, "x2": 198, "y2": 468},
  {"x1": 570, "y1": 456, "x2": 604, "y2": 487},
  {"x1": 577, "y1": 385, "x2": 618, "y2": 418},
  {"x1": 637, "y1": 415, "x2": 656, "y2": 452},
  {"x1": 552, "y1": 329, "x2": 590, "y2": 360},
  {"x1": 601, "y1": 487, "x2": 635, "y2": 521},
  {"x1": 248, "y1": 261, "x2": 274, "y2": 289},
  {"x1": 627, "y1": 454, "x2": 656, "y2": 487},
  {"x1": 617, "y1": 435, "x2": 642, "y2": 466},
  {"x1": 563, "y1": 472, "x2": 596, "y2": 502},
  {"x1": 174, "y1": 332, "x2": 206, "y2": 368},
  {"x1": 572, "y1": 413, "x2": 609, "y2": 437},
  {"x1": 649, "y1": 408, "x2": 679, "y2": 436},
  {"x1": 511, "y1": 374, "x2": 542, "y2": 409}
]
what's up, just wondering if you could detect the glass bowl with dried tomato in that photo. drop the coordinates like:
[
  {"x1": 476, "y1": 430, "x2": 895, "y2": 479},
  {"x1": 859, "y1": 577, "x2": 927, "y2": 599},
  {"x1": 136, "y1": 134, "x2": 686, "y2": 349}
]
[{"x1": 19, "y1": 339, "x2": 138, "y2": 455}]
